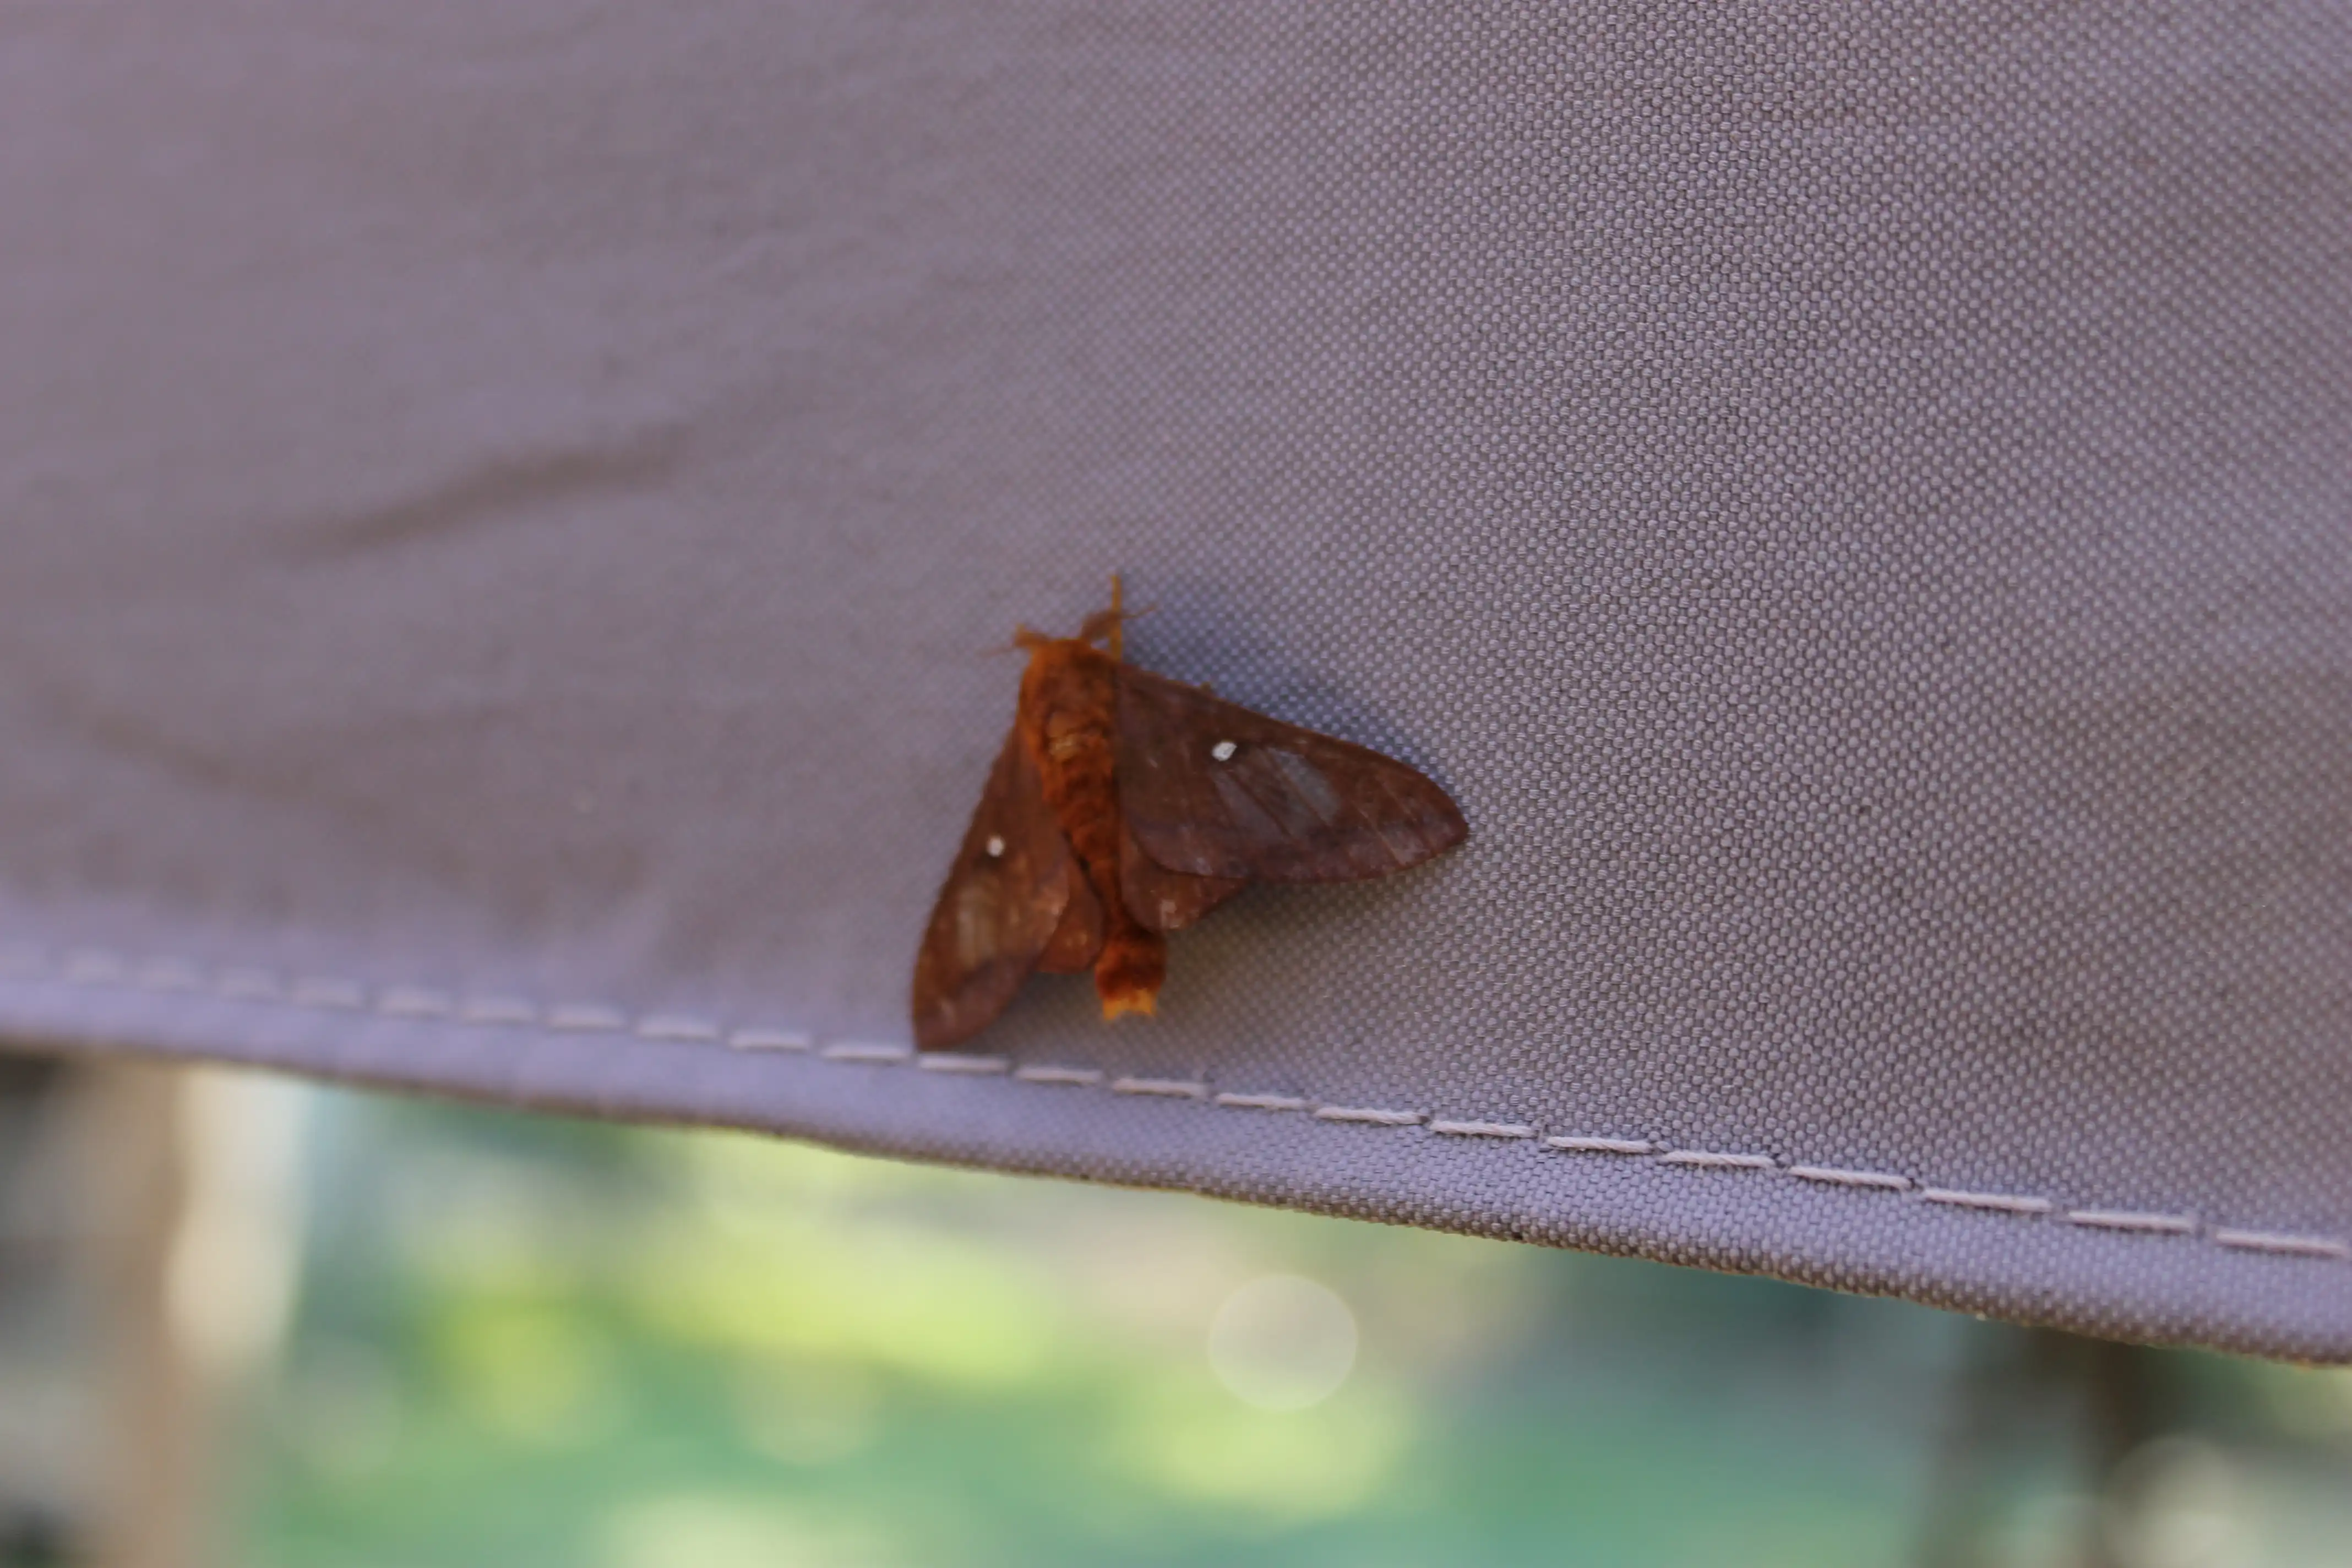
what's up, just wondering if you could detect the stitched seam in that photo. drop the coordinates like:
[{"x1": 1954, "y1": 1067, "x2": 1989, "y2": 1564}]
[
  {"x1": 3, "y1": 943, "x2": 2343, "y2": 1267},
  {"x1": 1314, "y1": 1104, "x2": 1425, "y2": 1126},
  {"x1": 1430, "y1": 1119, "x2": 1534, "y2": 1139},
  {"x1": 1014, "y1": 1064, "x2": 1103, "y2": 1086},
  {"x1": 1546, "y1": 1135, "x2": 1654, "y2": 1155},
  {"x1": 820, "y1": 1041, "x2": 912, "y2": 1064},
  {"x1": 1112, "y1": 1076, "x2": 1207, "y2": 1099}
]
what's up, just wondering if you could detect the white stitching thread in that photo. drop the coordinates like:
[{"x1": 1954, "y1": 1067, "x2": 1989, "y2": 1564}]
[
  {"x1": 1215, "y1": 1092, "x2": 1310, "y2": 1111},
  {"x1": 1659, "y1": 1150, "x2": 1777, "y2": 1170},
  {"x1": 459, "y1": 996, "x2": 537, "y2": 1026},
  {"x1": 1789, "y1": 1164, "x2": 1912, "y2": 1191},
  {"x1": 634, "y1": 1015, "x2": 721, "y2": 1043},
  {"x1": 548, "y1": 1004, "x2": 629, "y2": 1032},
  {"x1": 820, "y1": 1041, "x2": 911, "y2": 1064},
  {"x1": 2213, "y1": 1229, "x2": 2351, "y2": 1260},
  {"x1": 5, "y1": 942, "x2": 2345, "y2": 1267},
  {"x1": 1546, "y1": 1135, "x2": 1654, "y2": 1155},
  {"x1": 1013, "y1": 1064, "x2": 1103, "y2": 1086},
  {"x1": 1314, "y1": 1105, "x2": 1425, "y2": 1126},
  {"x1": 727, "y1": 1026, "x2": 810, "y2": 1053},
  {"x1": 1921, "y1": 1188, "x2": 2056, "y2": 1216},
  {"x1": 917, "y1": 1054, "x2": 1009, "y2": 1076},
  {"x1": 2066, "y1": 1208, "x2": 2197, "y2": 1235},
  {"x1": 1429, "y1": 1118, "x2": 1534, "y2": 1139},
  {"x1": 375, "y1": 988, "x2": 452, "y2": 1018},
  {"x1": 1112, "y1": 1076, "x2": 1208, "y2": 1099}
]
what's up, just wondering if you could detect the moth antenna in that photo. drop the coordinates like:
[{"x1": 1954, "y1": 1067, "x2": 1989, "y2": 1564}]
[
  {"x1": 1077, "y1": 576, "x2": 1155, "y2": 656},
  {"x1": 985, "y1": 624, "x2": 1053, "y2": 656}
]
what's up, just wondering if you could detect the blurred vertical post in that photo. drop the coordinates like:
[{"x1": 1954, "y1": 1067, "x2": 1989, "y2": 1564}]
[
  {"x1": 76, "y1": 1063, "x2": 303, "y2": 1568},
  {"x1": 81, "y1": 1063, "x2": 206, "y2": 1568}
]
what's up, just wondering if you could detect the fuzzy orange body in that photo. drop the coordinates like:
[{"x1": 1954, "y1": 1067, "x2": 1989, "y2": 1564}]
[{"x1": 1015, "y1": 635, "x2": 1165, "y2": 1019}]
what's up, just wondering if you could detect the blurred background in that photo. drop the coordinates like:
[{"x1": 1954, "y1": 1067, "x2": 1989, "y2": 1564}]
[{"x1": 2, "y1": 1058, "x2": 2349, "y2": 1568}]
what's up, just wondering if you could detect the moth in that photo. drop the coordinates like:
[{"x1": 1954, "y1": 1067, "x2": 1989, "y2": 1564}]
[{"x1": 912, "y1": 580, "x2": 1467, "y2": 1049}]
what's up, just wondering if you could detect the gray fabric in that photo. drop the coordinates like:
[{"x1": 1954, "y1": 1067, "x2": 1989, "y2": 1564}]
[{"x1": 3, "y1": 3, "x2": 2348, "y2": 1360}]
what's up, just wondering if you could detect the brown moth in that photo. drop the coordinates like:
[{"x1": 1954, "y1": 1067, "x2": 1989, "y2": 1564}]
[{"x1": 912, "y1": 580, "x2": 1467, "y2": 1049}]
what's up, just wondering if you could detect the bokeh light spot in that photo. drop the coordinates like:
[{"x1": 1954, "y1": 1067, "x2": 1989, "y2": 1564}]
[{"x1": 1206, "y1": 1273, "x2": 1357, "y2": 1412}]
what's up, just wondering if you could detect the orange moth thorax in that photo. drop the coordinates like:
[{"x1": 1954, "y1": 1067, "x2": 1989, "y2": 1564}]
[{"x1": 1012, "y1": 629, "x2": 1163, "y2": 1021}]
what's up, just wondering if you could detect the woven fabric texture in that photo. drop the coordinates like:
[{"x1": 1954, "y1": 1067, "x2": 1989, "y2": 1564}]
[{"x1": 2, "y1": 2, "x2": 2348, "y2": 1359}]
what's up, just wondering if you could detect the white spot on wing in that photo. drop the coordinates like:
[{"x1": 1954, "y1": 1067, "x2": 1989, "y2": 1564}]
[
  {"x1": 1210, "y1": 740, "x2": 1238, "y2": 761},
  {"x1": 984, "y1": 835, "x2": 1006, "y2": 858}
]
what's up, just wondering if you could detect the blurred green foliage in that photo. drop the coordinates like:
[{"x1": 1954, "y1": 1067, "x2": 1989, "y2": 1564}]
[{"x1": 237, "y1": 1091, "x2": 2352, "y2": 1568}]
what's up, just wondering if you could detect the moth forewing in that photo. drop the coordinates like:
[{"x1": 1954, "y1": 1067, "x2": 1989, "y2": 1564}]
[
  {"x1": 911, "y1": 727, "x2": 1080, "y2": 1049},
  {"x1": 1113, "y1": 666, "x2": 1467, "y2": 883}
]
